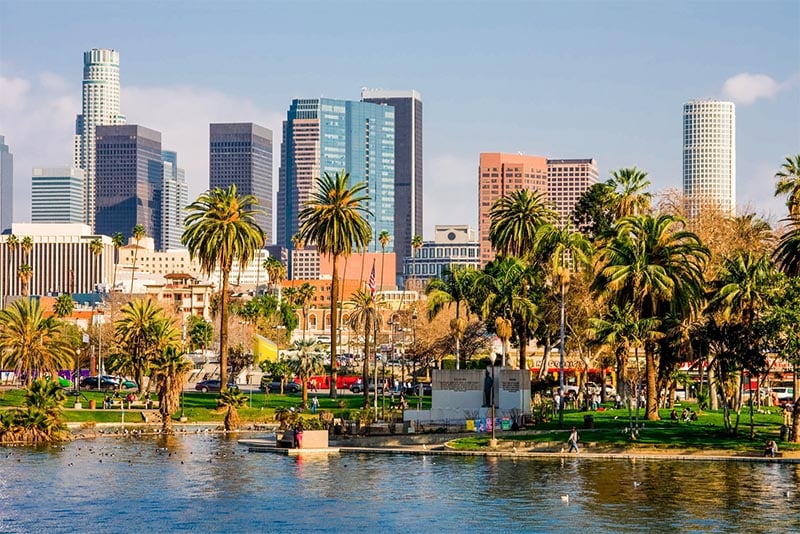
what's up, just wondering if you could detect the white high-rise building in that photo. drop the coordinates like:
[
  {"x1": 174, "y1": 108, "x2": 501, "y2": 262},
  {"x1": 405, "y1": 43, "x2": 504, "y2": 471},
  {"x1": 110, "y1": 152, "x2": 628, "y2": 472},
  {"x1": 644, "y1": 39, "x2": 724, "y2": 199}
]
[
  {"x1": 683, "y1": 100, "x2": 736, "y2": 216},
  {"x1": 0, "y1": 135, "x2": 12, "y2": 234},
  {"x1": 73, "y1": 48, "x2": 126, "y2": 231}
]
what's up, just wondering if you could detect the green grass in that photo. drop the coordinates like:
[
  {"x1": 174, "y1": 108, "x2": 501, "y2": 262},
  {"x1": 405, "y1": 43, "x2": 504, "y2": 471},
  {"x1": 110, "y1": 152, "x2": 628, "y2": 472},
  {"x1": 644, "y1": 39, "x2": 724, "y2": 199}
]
[{"x1": 449, "y1": 403, "x2": 798, "y2": 453}]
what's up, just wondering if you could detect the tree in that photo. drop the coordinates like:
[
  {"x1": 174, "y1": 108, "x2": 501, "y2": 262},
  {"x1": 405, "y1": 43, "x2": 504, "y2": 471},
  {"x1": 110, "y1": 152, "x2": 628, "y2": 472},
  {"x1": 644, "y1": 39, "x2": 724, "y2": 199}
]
[
  {"x1": 0, "y1": 378, "x2": 68, "y2": 443},
  {"x1": 592, "y1": 214, "x2": 709, "y2": 420},
  {"x1": 265, "y1": 256, "x2": 286, "y2": 298},
  {"x1": 187, "y1": 315, "x2": 213, "y2": 353},
  {"x1": 489, "y1": 189, "x2": 558, "y2": 260},
  {"x1": 53, "y1": 294, "x2": 75, "y2": 318},
  {"x1": 113, "y1": 298, "x2": 180, "y2": 394},
  {"x1": 349, "y1": 288, "x2": 383, "y2": 405},
  {"x1": 298, "y1": 170, "x2": 372, "y2": 398},
  {"x1": 129, "y1": 224, "x2": 145, "y2": 296},
  {"x1": 0, "y1": 299, "x2": 75, "y2": 387},
  {"x1": 609, "y1": 167, "x2": 652, "y2": 218},
  {"x1": 21, "y1": 236, "x2": 33, "y2": 259},
  {"x1": 286, "y1": 340, "x2": 325, "y2": 407},
  {"x1": 17, "y1": 264, "x2": 33, "y2": 297},
  {"x1": 217, "y1": 388, "x2": 248, "y2": 431},
  {"x1": 572, "y1": 181, "x2": 617, "y2": 239},
  {"x1": 426, "y1": 266, "x2": 478, "y2": 370},
  {"x1": 774, "y1": 219, "x2": 800, "y2": 277},
  {"x1": 378, "y1": 230, "x2": 391, "y2": 291},
  {"x1": 411, "y1": 234, "x2": 424, "y2": 290},
  {"x1": 110, "y1": 232, "x2": 125, "y2": 292},
  {"x1": 151, "y1": 346, "x2": 193, "y2": 433},
  {"x1": 294, "y1": 283, "x2": 316, "y2": 342},
  {"x1": 182, "y1": 184, "x2": 265, "y2": 391},
  {"x1": 774, "y1": 154, "x2": 800, "y2": 217}
]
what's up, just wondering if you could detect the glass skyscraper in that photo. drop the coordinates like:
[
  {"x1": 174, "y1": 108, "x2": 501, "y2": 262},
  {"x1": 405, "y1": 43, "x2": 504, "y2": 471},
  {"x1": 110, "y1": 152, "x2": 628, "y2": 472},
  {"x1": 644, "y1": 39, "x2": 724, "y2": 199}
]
[
  {"x1": 94, "y1": 125, "x2": 163, "y2": 250},
  {"x1": 361, "y1": 89, "x2": 422, "y2": 280},
  {"x1": 209, "y1": 123, "x2": 273, "y2": 243},
  {"x1": 31, "y1": 167, "x2": 85, "y2": 223},
  {"x1": 161, "y1": 150, "x2": 188, "y2": 250},
  {"x1": 683, "y1": 100, "x2": 736, "y2": 216},
  {"x1": 73, "y1": 49, "x2": 127, "y2": 231},
  {"x1": 277, "y1": 98, "x2": 395, "y2": 253},
  {"x1": 0, "y1": 135, "x2": 12, "y2": 234}
]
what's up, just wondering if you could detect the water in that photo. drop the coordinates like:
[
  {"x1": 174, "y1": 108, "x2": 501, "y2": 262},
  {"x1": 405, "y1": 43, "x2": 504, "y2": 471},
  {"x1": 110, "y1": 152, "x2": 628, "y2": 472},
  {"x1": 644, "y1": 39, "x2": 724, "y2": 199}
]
[{"x1": 1, "y1": 434, "x2": 799, "y2": 533}]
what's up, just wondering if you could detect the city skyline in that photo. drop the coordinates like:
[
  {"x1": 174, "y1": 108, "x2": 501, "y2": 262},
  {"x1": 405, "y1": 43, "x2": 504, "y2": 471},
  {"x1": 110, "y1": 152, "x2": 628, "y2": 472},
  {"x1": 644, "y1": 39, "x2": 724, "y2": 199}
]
[{"x1": 1, "y1": 1, "x2": 798, "y2": 238}]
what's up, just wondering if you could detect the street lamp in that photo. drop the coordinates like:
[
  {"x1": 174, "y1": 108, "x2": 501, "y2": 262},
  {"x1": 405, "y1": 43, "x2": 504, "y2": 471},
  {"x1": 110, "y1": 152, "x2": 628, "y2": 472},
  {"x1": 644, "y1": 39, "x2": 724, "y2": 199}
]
[{"x1": 557, "y1": 266, "x2": 569, "y2": 426}]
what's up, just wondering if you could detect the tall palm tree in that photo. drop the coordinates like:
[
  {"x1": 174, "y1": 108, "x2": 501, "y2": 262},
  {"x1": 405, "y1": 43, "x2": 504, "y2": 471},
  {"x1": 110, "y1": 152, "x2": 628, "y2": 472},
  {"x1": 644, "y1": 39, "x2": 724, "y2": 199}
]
[
  {"x1": 296, "y1": 282, "x2": 316, "y2": 342},
  {"x1": 182, "y1": 185, "x2": 265, "y2": 391},
  {"x1": 114, "y1": 298, "x2": 180, "y2": 394},
  {"x1": 151, "y1": 346, "x2": 193, "y2": 433},
  {"x1": 89, "y1": 237, "x2": 103, "y2": 289},
  {"x1": 110, "y1": 232, "x2": 125, "y2": 292},
  {"x1": 265, "y1": 256, "x2": 287, "y2": 299},
  {"x1": 707, "y1": 252, "x2": 775, "y2": 327},
  {"x1": 774, "y1": 218, "x2": 800, "y2": 276},
  {"x1": 774, "y1": 154, "x2": 800, "y2": 217},
  {"x1": 17, "y1": 264, "x2": 33, "y2": 297},
  {"x1": 378, "y1": 230, "x2": 391, "y2": 291},
  {"x1": 609, "y1": 167, "x2": 652, "y2": 218},
  {"x1": 6, "y1": 234, "x2": 18, "y2": 255},
  {"x1": 286, "y1": 341, "x2": 325, "y2": 407},
  {"x1": 0, "y1": 299, "x2": 75, "y2": 387},
  {"x1": 53, "y1": 294, "x2": 75, "y2": 318},
  {"x1": 349, "y1": 288, "x2": 383, "y2": 405},
  {"x1": 592, "y1": 214, "x2": 708, "y2": 420},
  {"x1": 489, "y1": 189, "x2": 558, "y2": 260},
  {"x1": 298, "y1": 170, "x2": 372, "y2": 398},
  {"x1": 128, "y1": 224, "x2": 145, "y2": 296},
  {"x1": 21, "y1": 236, "x2": 33, "y2": 259},
  {"x1": 426, "y1": 266, "x2": 477, "y2": 370},
  {"x1": 410, "y1": 234, "x2": 423, "y2": 291}
]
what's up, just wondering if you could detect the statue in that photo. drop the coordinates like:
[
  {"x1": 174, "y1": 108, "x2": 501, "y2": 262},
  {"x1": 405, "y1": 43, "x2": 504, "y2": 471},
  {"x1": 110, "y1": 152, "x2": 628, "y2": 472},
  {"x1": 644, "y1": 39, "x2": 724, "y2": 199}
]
[{"x1": 483, "y1": 369, "x2": 493, "y2": 407}]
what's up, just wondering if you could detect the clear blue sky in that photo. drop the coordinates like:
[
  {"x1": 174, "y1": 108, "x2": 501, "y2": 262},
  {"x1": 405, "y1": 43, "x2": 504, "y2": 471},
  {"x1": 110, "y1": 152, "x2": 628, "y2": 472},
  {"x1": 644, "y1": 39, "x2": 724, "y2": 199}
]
[{"x1": 1, "y1": 0, "x2": 798, "y2": 236}]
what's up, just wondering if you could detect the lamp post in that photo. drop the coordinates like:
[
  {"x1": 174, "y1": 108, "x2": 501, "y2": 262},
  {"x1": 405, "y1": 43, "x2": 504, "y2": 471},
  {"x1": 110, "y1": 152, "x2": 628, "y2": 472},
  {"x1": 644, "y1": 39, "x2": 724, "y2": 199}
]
[{"x1": 557, "y1": 267, "x2": 569, "y2": 426}]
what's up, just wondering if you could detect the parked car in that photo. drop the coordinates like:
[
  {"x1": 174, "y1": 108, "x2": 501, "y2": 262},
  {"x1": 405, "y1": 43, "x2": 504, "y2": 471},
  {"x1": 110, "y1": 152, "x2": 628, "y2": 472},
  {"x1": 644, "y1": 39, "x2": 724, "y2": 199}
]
[
  {"x1": 404, "y1": 383, "x2": 432, "y2": 396},
  {"x1": 80, "y1": 376, "x2": 119, "y2": 390},
  {"x1": 771, "y1": 387, "x2": 795, "y2": 404},
  {"x1": 262, "y1": 381, "x2": 301, "y2": 394},
  {"x1": 194, "y1": 379, "x2": 238, "y2": 393}
]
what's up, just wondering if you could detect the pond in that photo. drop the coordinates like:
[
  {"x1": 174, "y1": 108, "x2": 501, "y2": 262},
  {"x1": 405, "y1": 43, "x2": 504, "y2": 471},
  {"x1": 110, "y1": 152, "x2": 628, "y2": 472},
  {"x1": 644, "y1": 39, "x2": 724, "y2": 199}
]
[{"x1": 1, "y1": 433, "x2": 798, "y2": 532}]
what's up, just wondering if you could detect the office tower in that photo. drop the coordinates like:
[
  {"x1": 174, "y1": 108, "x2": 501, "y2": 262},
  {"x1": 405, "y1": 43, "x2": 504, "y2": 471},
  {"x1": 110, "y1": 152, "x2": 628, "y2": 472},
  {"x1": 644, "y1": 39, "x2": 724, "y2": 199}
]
[
  {"x1": 683, "y1": 100, "x2": 736, "y2": 216},
  {"x1": 478, "y1": 153, "x2": 548, "y2": 266},
  {"x1": 0, "y1": 223, "x2": 115, "y2": 300},
  {"x1": 277, "y1": 98, "x2": 395, "y2": 257},
  {"x1": 73, "y1": 49, "x2": 127, "y2": 230},
  {"x1": 0, "y1": 135, "x2": 12, "y2": 233},
  {"x1": 95, "y1": 125, "x2": 163, "y2": 250},
  {"x1": 209, "y1": 123, "x2": 273, "y2": 242},
  {"x1": 161, "y1": 150, "x2": 188, "y2": 250},
  {"x1": 31, "y1": 167, "x2": 85, "y2": 223},
  {"x1": 404, "y1": 225, "x2": 480, "y2": 288},
  {"x1": 361, "y1": 89, "x2": 423, "y2": 281},
  {"x1": 547, "y1": 159, "x2": 599, "y2": 226}
]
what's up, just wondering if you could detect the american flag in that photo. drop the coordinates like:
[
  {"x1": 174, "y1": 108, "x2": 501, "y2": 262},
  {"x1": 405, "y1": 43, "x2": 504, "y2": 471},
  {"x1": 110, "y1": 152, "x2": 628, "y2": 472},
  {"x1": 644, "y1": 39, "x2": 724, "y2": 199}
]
[{"x1": 368, "y1": 260, "x2": 376, "y2": 302}]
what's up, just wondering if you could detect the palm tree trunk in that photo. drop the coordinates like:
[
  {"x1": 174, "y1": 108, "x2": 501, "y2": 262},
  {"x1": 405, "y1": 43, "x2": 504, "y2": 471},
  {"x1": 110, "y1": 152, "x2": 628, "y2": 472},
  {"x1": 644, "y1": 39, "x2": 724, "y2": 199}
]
[
  {"x1": 130, "y1": 247, "x2": 138, "y2": 296},
  {"x1": 219, "y1": 269, "x2": 230, "y2": 390},
  {"x1": 645, "y1": 342, "x2": 659, "y2": 420},
  {"x1": 362, "y1": 322, "x2": 370, "y2": 406},
  {"x1": 329, "y1": 255, "x2": 339, "y2": 399},
  {"x1": 537, "y1": 334, "x2": 553, "y2": 380},
  {"x1": 617, "y1": 346, "x2": 628, "y2": 401}
]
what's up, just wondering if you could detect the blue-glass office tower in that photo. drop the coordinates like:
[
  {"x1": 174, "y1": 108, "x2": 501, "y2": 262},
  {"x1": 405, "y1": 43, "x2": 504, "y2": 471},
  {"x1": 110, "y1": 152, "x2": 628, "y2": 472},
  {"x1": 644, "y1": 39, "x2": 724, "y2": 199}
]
[
  {"x1": 95, "y1": 125, "x2": 163, "y2": 249},
  {"x1": 161, "y1": 150, "x2": 188, "y2": 250},
  {"x1": 277, "y1": 98, "x2": 395, "y2": 253},
  {"x1": 209, "y1": 123, "x2": 273, "y2": 243},
  {"x1": 0, "y1": 136, "x2": 12, "y2": 234}
]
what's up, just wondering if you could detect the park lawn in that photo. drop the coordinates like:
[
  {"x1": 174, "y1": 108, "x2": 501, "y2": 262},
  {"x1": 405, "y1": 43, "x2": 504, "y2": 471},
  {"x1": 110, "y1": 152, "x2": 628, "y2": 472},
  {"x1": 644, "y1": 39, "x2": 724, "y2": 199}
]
[{"x1": 450, "y1": 403, "x2": 797, "y2": 453}]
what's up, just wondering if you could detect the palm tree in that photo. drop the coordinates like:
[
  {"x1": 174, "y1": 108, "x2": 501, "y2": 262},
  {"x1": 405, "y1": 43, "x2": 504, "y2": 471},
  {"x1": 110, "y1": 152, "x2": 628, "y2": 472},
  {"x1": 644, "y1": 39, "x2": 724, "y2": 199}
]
[
  {"x1": 182, "y1": 185, "x2": 265, "y2": 391},
  {"x1": 298, "y1": 170, "x2": 372, "y2": 398},
  {"x1": 349, "y1": 288, "x2": 383, "y2": 405},
  {"x1": 286, "y1": 341, "x2": 325, "y2": 407},
  {"x1": 489, "y1": 189, "x2": 558, "y2": 260},
  {"x1": 21, "y1": 236, "x2": 33, "y2": 259},
  {"x1": 378, "y1": 230, "x2": 391, "y2": 291},
  {"x1": 707, "y1": 252, "x2": 775, "y2": 328},
  {"x1": 25, "y1": 378, "x2": 67, "y2": 419},
  {"x1": 774, "y1": 218, "x2": 800, "y2": 276},
  {"x1": 265, "y1": 256, "x2": 286, "y2": 299},
  {"x1": 295, "y1": 282, "x2": 316, "y2": 342},
  {"x1": 129, "y1": 224, "x2": 145, "y2": 296},
  {"x1": 774, "y1": 154, "x2": 800, "y2": 217},
  {"x1": 217, "y1": 388, "x2": 248, "y2": 431},
  {"x1": 592, "y1": 214, "x2": 708, "y2": 420},
  {"x1": 110, "y1": 232, "x2": 125, "y2": 292},
  {"x1": 89, "y1": 237, "x2": 103, "y2": 288},
  {"x1": 609, "y1": 167, "x2": 652, "y2": 218},
  {"x1": 410, "y1": 234, "x2": 423, "y2": 291},
  {"x1": 426, "y1": 266, "x2": 477, "y2": 370},
  {"x1": 151, "y1": 346, "x2": 193, "y2": 433},
  {"x1": 114, "y1": 298, "x2": 180, "y2": 394},
  {"x1": 17, "y1": 264, "x2": 33, "y2": 297},
  {"x1": 0, "y1": 299, "x2": 75, "y2": 387},
  {"x1": 53, "y1": 294, "x2": 75, "y2": 318},
  {"x1": 6, "y1": 234, "x2": 18, "y2": 255}
]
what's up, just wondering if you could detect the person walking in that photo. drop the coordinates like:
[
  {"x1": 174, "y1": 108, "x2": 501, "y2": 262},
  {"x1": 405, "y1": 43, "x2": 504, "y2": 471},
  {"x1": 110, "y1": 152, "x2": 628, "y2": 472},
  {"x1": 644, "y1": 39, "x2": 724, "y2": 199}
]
[
  {"x1": 311, "y1": 395, "x2": 319, "y2": 414},
  {"x1": 567, "y1": 426, "x2": 580, "y2": 453}
]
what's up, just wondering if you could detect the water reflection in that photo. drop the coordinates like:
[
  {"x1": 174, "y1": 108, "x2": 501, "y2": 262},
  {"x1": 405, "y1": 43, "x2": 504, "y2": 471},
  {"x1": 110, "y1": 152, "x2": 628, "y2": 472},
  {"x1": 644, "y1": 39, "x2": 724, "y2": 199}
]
[{"x1": 1, "y1": 436, "x2": 799, "y2": 533}]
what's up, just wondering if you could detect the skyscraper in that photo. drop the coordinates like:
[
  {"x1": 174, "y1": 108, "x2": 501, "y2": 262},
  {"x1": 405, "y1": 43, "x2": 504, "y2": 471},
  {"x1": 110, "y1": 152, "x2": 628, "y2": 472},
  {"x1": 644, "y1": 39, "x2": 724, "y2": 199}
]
[
  {"x1": 478, "y1": 153, "x2": 548, "y2": 266},
  {"x1": 31, "y1": 167, "x2": 85, "y2": 223},
  {"x1": 547, "y1": 159, "x2": 599, "y2": 225},
  {"x1": 73, "y1": 48, "x2": 127, "y2": 231},
  {"x1": 361, "y1": 89, "x2": 423, "y2": 279},
  {"x1": 683, "y1": 100, "x2": 736, "y2": 216},
  {"x1": 277, "y1": 98, "x2": 395, "y2": 254},
  {"x1": 209, "y1": 123, "x2": 273, "y2": 242},
  {"x1": 94, "y1": 125, "x2": 163, "y2": 249},
  {"x1": 0, "y1": 135, "x2": 12, "y2": 234},
  {"x1": 161, "y1": 150, "x2": 188, "y2": 250}
]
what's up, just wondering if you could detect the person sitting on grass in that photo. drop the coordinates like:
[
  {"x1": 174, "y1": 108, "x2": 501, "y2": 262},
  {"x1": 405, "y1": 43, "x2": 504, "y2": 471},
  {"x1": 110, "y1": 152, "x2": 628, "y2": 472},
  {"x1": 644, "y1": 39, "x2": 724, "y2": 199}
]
[
  {"x1": 670, "y1": 409, "x2": 679, "y2": 421},
  {"x1": 764, "y1": 440, "x2": 778, "y2": 458}
]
